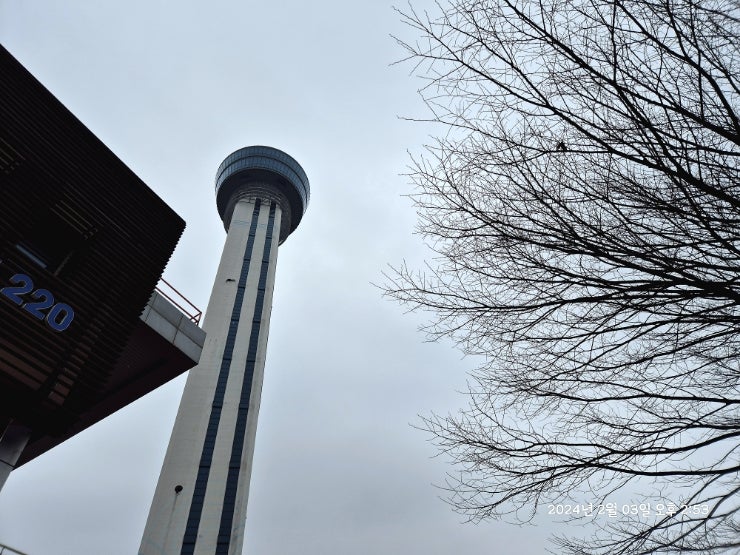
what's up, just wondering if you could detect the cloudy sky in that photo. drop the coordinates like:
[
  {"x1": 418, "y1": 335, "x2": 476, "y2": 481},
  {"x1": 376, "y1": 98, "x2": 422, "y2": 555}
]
[{"x1": 0, "y1": 1, "x2": 556, "y2": 553}]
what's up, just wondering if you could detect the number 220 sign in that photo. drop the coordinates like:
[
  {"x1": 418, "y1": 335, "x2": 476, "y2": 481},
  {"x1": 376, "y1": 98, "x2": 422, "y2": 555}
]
[{"x1": 1, "y1": 273, "x2": 75, "y2": 332}]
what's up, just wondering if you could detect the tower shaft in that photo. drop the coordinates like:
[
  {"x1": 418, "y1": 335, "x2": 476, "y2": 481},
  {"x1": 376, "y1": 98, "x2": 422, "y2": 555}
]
[{"x1": 140, "y1": 197, "x2": 281, "y2": 555}]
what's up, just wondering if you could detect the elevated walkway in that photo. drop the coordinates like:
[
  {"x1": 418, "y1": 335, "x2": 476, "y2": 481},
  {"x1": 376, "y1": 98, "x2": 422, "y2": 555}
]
[{"x1": 14, "y1": 290, "x2": 205, "y2": 467}]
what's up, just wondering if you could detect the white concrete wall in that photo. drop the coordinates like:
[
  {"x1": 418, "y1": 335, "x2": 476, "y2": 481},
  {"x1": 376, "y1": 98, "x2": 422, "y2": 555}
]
[{"x1": 140, "y1": 291, "x2": 205, "y2": 363}]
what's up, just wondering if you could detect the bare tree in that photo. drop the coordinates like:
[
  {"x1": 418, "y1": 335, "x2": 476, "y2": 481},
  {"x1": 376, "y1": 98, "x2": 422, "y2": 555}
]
[{"x1": 386, "y1": 0, "x2": 740, "y2": 552}]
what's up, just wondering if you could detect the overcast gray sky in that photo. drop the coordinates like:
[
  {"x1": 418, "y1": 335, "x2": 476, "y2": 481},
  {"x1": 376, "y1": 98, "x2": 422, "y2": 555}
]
[{"x1": 0, "y1": 1, "x2": 557, "y2": 553}]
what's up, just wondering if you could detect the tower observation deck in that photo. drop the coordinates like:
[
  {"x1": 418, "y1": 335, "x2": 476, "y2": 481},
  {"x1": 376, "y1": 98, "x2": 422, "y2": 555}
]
[{"x1": 140, "y1": 146, "x2": 310, "y2": 555}]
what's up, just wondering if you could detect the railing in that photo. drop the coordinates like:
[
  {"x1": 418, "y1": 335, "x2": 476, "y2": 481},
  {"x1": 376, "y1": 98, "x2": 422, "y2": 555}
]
[
  {"x1": 0, "y1": 543, "x2": 30, "y2": 555},
  {"x1": 155, "y1": 278, "x2": 202, "y2": 325}
]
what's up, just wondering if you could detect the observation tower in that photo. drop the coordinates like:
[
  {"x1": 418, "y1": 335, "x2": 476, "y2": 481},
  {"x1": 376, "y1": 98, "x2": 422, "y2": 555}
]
[{"x1": 140, "y1": 146, "x2": 309, "y2": 555}]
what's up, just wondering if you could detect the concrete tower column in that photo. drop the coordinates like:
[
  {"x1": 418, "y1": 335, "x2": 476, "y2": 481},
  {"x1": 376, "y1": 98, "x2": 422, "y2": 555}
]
[{"x1": 140, "y1": 147, "x2": 309, "y2": 555}]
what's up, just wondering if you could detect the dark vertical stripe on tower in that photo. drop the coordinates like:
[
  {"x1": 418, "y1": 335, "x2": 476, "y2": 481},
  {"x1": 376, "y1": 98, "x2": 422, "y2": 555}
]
[
  {"x1": 215, "y1": 202, "x2": 276, "y2": 554},
  {"x1": 181, "y1": 200, "x2": 262, "y2": 554}
]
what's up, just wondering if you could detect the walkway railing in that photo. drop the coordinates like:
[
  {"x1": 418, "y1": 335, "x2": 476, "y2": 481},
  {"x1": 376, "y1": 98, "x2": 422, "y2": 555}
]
[
  {"x1": 0, "y1": 543, "x2": 30, "y2": 555},
  {"x1": 155, "y1": 278, "x2": 202, "y2": 325}
]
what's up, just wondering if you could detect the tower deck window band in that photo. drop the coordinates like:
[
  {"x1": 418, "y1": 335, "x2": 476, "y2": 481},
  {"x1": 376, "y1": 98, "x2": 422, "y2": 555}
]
[
  {"x1": 140, "y1": 147, "x2": 310, "y2": 555},
  {"x1": 215, "y1": 146, "x2": 309, "y2": 243}
]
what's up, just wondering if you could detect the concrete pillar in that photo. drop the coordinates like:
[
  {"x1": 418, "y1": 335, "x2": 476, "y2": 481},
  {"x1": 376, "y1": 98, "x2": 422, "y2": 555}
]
[
  {"x1": 140, "y1": 146, "x2": 309, "y2": 555},
  {"x1": 0, "y1": 422, "x2": 31, "y2": 492}
]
